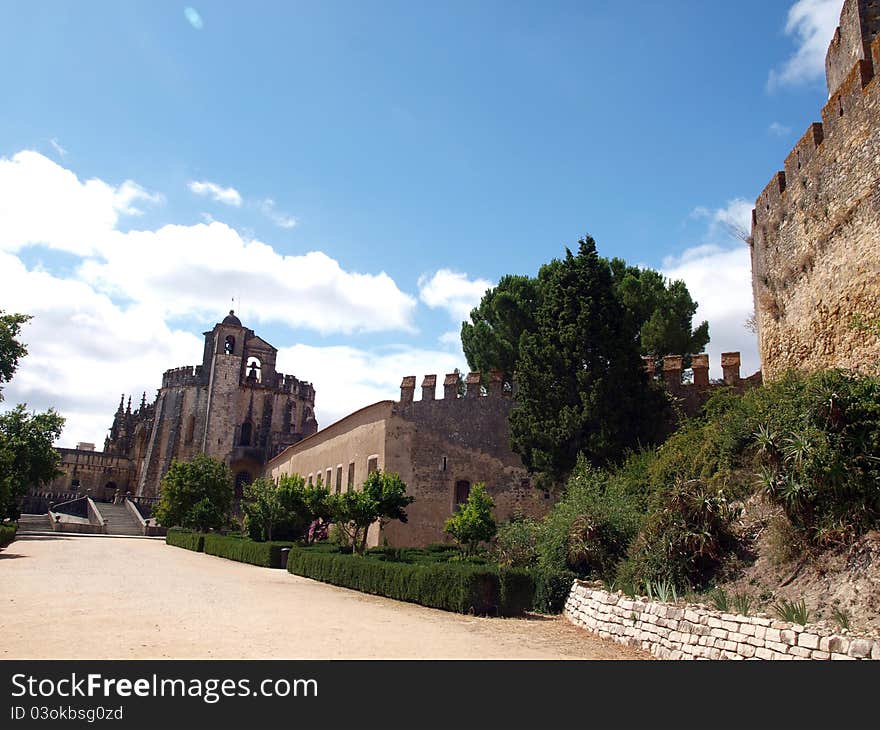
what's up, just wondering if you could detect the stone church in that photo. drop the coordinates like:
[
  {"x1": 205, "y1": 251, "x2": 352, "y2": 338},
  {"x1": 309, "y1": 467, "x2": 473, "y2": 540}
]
[{"x1": 34, "y1": 311, "x2": 317, "y2": 507}]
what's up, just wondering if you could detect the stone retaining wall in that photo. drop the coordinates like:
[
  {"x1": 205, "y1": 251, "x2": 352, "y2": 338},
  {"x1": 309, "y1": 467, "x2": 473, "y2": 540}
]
[{"x1": 564, "y1": 580, "x2": 879, "y2": 660}]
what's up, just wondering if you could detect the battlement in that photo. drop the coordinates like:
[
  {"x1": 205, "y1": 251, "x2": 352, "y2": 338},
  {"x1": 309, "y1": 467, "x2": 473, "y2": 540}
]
[
  {"x1": 645, "y1": 352, "x2": 761, "y2": 415},
  {"x1": 399, "y1": 370, "x2": 510, "y2": 403},
  {"x1": 825, "y1": 0, "x2": 880, "y2": 96},
  {"x1": 753, "y1": 56, "x2": 879, "y2": 232},
  {"x1": 161, "y1": 365, "x2": 204, "y2": 388}
]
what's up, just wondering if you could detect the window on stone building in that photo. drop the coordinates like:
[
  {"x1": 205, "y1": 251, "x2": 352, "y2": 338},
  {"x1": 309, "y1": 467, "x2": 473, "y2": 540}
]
[
  {"x1": 234, "y1": 471, "x2": 251, "y2": 500},
  {"x1": 224, "y1": 335, "x2": 235, "y2": 354},
  {"x1": 239, "y1": 421, "x2": 253, "y2": 447},
  {"x1": 308, "y1": 474, "x2": 313, "y2": 486},
  {"x1": 347, "y1": 462, "x2": 355, "y2": 492},
  {"x1": 454, "y1": 480, "x2": 471, "y2": 508},
  {"x1": 440, "y1": 456, "x2": 447, "y2": 471},
  {"x1": 185, "y1": 415, "x2": 195, "y2": 445},
  {"x1": 71, "y1": 478, "x2": 80, "y2": 490},
  {"x1": 335, "y1": 465, "x2": 343, "y2": 494},
  {"x1": 367, "y1": 456, "x2": 378, "y2": 474},
  {"x1": 326, "y1": 468, "x2": 332, "y2": 488}
]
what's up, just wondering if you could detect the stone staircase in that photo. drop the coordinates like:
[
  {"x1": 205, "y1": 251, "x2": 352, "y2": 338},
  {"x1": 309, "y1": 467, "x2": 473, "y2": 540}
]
[
  {"x1": 93, "y1": 502, "x2": 143, "y2": 536},
  {"x1": 16, "y1": 513, "x2": 51, "y2": 532}
]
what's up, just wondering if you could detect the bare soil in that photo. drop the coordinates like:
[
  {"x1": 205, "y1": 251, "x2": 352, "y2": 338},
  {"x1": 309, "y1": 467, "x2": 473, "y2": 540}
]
[
  {"x1": 1, "y1": 534, "x2": 647, "y2": 659},
  {"x1": 717, "y1": 497, "x2": 880, "y2": 636}
]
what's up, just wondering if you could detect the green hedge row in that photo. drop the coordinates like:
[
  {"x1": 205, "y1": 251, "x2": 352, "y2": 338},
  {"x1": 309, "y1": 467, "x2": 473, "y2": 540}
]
[
  {"x1": 203, "y1": 533, "x2": 293, "y2": 569},
  {"x1": 287, "y1": 547, "x2": 534, "y2": 616},
  {"x1": 0, "y1": 524, "x2": 17, "y2": 548},
  {"x1": 166, "y1": 528, "x2": 205, "y2": 552}
]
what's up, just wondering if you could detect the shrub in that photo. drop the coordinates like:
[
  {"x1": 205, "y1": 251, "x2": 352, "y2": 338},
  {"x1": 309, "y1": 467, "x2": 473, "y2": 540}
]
[
  {"x1": 535, "y1": 456, "x2": 644, "y2": 598},
  {"x1": 287, "y1": 546, "x2": 533, "y2": 616},
  {"x1": 749, "y1": 370, "x2": 880, "y2": 545},
  {"x1": 493, "y1": 516, "x2": 540, "y2": 568},
  {"x1": 0, "y1": 523, "x2": 16, "y2": 548},
  {"x1": 444, "y1": 482, "x2": 496, "y2": 556},
  {"x1": 166, "y1": 528, "x2": 205, "y2": 552},
  {"x1": 203, "y1": 533, "x2": 293, "y2": 568},
  {"x1": 616, "y1": 478, "x2": 739, "y2": 590}
]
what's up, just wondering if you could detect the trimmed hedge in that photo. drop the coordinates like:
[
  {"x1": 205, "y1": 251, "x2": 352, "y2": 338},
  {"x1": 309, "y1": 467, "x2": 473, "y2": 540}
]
[
  {"x1": 287, "y1": 546, "x2": 534, "y2": 616},
  {"x1": 203, "y1": 533, "x2": 293, "y2": 569},
  {"x1": 166, "y1": 528, "x2": 205, "y2": 552},
  {"x1": 0, "y1": 524, "x2": 17, "y2": 548}
]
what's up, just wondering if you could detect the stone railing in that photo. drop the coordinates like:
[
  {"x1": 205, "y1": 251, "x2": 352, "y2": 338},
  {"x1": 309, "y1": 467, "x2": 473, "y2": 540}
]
[{"x1": 564, "y1": 580, "x2": 879, "y2": 660}]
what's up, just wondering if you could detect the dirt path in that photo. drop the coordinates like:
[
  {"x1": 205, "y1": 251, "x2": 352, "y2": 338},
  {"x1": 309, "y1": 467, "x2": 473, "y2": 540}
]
[{"x1": 1, "y1": 535, "x2": 646, "y2": 659}]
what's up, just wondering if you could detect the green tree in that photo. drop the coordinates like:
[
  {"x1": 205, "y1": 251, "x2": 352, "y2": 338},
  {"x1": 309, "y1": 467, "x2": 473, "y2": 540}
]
[
  {"x1": 460, "y1": 255, "x2": 708, "y2": 379},
  {"x1": 0, "y1": 311, "x2": 65, "y2": 519},
  {"x1": 608, "y1": 259, "x2": 709, "y2": 369},
  {"x1": 0, "y1": 405, "x2": 65, "y2": 520},
  {"x1": 460, "y1": 275, "x2": 540, "y2": 382},
  {"x1": 508, "y1": 237, "x2": 669, "y2": 483},
  {"x1": 154, "y1": 454, "x2": 233, "y2": 532},
  {"x1": 0, "y1": 311, "x2": 31, "y2": 401},
  {"x1": 328, "y1": 470, "x2": 414, "y2": 554},
  {"x1": 444, "y1": 482, "x2": 496, "y2": 556},
  {"x1": 242, "y1": 477, "x2": 287, "y2": 541}
]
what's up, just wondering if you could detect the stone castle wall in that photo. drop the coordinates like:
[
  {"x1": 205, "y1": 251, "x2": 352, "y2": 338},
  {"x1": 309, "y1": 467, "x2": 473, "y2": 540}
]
[
  {"x1": 751, "y1": 1, "x2": 880, "y2": 380},
  {"x1": 565, "y1": 581, "x2": 880, "y2": 660}
]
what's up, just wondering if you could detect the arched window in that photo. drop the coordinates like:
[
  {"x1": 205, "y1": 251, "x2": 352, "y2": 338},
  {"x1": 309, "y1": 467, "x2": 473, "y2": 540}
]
[
  {"x1": 246, "y1": 357, "x2": 262, "y2": 382},
  {"x1": 454, "y1": 480, "x2": 471, "y2": 508},
  {"x1": 239, "y1": 421, "x2": 253, "y2": 447},
  {"x1": 224, "y1": 335, "x2": 235, "y2": 354},
  {"x1": 185, "y1": 415, "x2": 195, "y2": 445}
]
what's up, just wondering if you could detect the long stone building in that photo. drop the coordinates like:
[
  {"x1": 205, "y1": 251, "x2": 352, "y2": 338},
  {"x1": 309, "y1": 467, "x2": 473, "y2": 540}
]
[
  {"x1": 750, "y1": 0, "x2": 880, "y2": 379},
  {"x1": 266, "y1": 372, "x2": 551, "y2": 547}
]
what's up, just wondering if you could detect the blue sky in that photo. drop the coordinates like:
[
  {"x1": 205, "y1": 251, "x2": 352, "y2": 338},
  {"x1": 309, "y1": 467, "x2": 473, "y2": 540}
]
[{"x1": 0, "y1": 1, "x2": 846, "y2": 445}]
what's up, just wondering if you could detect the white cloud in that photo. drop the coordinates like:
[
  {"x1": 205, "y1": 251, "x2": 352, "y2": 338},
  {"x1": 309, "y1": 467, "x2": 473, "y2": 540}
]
[
  {"x1": 665, "y1": 198, "x2": 761, "y2": 378},
  {"x1": 418, "y1": 269, "x2": 493, "y2": 322},
  {"x1": 187, "y1": 179, "x2": 242, "y2": 207},
  {"x1": 0, "y1": 251, "x2": 201, "y2": 447},
  {"x1": 767, "y1": 0, "x2": 843, "y2": 90},
  {"x1": 0, "y1": 150, "x2": 429, "y2": 445},
  {"x1": 0, "y1": 150, "x2": 417, "y2": 335},
  {"x1": 184, "y1": 7, "x2": 204, "y2": 31},
  {"x1": 49, "y1": 138, "x2": 67, "y2": 157},
  {"x1": 277, "y1": 344, "x2": 465, "y2": 428},
  {"x1": 769, "y1": 121, "x2": 792, "y2": 136},
  {"x1": 113, "y1": 180, "x2": 164, "y2": 216},
  {"x1": 260, "y1": 198, "x2": 297, "y2": 229},
  {"x1": 690, "y1": 197, "x2": 753, "y2": 243}
]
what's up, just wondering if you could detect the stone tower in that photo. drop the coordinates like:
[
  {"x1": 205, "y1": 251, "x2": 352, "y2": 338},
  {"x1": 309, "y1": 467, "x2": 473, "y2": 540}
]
[
  {"x1": 750, "y1": 0, "x2": 880, "y2": 379},
  {"x1": 106, "y1": 311, "x2": 318, "y2": 499}
]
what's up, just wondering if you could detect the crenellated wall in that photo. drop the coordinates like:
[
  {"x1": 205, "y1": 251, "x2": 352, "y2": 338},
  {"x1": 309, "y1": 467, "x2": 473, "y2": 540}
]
[
  {"x1": 645, "y1": 352, "x2": 761, "y2": 416},
  {"x1": 751, "y1": 0, "x2": 880, "y2": 380}
]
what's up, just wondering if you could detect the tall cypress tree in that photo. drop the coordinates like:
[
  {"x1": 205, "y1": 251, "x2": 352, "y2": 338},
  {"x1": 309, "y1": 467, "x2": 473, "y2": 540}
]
[{"x1": 508, "y1": 237, "x2": 668, "y2": 483}]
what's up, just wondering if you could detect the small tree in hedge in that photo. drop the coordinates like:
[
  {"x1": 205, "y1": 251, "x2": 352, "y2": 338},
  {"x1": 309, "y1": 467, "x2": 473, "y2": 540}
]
[
  {"x1": 328, "y1": 470, "x2": 414, "y2": 554},
  {"x1": 154, "y1": 454, "x2": 233, "y2": 532},
  {"x1": 242, "y1": 477, "x2": 287, "y2": 541},
  {"x1": 444, "y1": 482, "x2": 497, "y2": 557}
]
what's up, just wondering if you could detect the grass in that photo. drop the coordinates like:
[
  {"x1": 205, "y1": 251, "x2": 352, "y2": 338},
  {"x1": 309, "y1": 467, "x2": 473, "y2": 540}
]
[
  {"x1": 831, "y1": 606, "x2": 851, "y2": 631},
  {"x1": 773, "y1": 597, "x2": 810, "y2": 625},
  {"x1": 709, "y1": 588, "x2": 730, "y2": 612}
]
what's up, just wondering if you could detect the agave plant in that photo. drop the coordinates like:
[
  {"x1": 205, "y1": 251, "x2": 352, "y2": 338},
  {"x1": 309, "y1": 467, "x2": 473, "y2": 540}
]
[{"x1": 773, "y1": 597, "x2": 810, "y2": 625}]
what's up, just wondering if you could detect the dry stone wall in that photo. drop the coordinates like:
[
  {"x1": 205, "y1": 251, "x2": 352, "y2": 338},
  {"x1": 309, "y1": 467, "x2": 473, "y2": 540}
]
[{"x1": 564, "y1": 580, "x2": 880, "y2": 660}]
